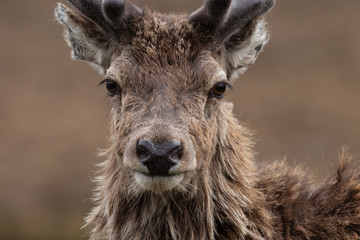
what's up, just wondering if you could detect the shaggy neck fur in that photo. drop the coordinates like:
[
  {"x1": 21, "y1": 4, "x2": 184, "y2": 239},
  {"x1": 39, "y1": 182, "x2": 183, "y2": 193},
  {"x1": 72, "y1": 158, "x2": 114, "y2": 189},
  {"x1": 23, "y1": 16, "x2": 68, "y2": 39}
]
[{"x1": 85, "y1": 105, "x2": 273, "y2": 240}]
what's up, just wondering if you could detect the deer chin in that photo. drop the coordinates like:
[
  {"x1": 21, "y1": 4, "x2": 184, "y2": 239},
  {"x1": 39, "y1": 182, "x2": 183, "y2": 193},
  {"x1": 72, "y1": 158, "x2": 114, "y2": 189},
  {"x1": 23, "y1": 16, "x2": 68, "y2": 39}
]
[{"x1": 134, "y1": 172, "x2": 184, "y2": 192}]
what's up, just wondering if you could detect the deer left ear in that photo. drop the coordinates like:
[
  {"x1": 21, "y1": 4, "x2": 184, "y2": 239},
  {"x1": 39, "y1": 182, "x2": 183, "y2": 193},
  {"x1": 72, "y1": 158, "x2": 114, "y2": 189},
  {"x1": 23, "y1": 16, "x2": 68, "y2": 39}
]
[
  {"x1": 55, "y1": 3, "x2": 113, "y2": 72},
  {"x1": 223, "y1": 19, "x2": 269, "y2": 79}
]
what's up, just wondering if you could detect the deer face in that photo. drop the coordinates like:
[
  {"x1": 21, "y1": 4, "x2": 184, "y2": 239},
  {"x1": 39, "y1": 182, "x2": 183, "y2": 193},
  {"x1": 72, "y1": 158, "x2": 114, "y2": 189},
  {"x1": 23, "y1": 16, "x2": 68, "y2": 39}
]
[
  {"x1": 55, "y1": 0, "x2": 274, "y2": 193},
  {"x1": 104, "y1": 48, "x2": 229, "y2": 192}
]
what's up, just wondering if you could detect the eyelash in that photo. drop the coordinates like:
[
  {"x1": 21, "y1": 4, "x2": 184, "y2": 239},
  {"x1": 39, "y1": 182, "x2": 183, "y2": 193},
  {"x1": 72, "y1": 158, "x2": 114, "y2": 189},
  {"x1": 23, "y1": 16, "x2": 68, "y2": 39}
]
[
  {"x1": 99, "y1": 79, "x2": 122, "y2": 96},
  {"x1": 208, "y1": 82, "x2": 232, "y2": 99}
]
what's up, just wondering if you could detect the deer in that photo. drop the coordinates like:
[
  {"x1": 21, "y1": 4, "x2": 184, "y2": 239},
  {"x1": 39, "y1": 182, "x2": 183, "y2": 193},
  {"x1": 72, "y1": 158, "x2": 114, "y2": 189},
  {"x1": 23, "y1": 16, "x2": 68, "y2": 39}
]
[{"x1": 54, "y1": 0, "x2": 360, "y2": 239}]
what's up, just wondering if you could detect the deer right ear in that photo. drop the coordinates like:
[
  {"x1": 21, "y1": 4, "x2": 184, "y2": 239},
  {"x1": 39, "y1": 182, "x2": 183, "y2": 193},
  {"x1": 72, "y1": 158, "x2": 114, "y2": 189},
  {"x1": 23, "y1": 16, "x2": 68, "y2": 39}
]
[
  {"x1": 222, "y1": 19, "x2": 270, "y2": 79},
  {"x1": 55, "y1": 3, "x2": 113, "y2": 71}
]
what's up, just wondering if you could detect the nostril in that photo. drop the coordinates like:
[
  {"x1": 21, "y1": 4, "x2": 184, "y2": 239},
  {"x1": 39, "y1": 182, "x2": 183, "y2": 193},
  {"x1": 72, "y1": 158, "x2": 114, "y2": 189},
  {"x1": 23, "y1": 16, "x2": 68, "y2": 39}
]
[
  {"x1": 169, "y1": 144, "x2": 183, "y2": 161},
  {"x1": 136, "y1": 140, "x2": 152, "y2": 162}
]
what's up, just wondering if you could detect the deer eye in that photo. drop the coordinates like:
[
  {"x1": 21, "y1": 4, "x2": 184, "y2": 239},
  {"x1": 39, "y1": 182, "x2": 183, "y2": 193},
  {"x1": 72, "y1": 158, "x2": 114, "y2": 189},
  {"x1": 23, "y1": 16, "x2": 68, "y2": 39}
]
[
  {"x1": 100, "y1": 80, "x2": 121, "y2": 96},
  {"x1": 209, "y1": 82, "x2": 229, "y2": 99}
]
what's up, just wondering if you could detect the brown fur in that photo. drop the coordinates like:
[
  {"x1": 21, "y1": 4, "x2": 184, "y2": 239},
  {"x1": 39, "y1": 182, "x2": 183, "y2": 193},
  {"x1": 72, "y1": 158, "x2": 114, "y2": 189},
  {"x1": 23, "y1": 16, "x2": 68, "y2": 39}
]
[
  {"x1": 258, "y1": 149, "x2": 360, "y2": 240},
  {"x1": 55, "y1": 1, "x2": 360, "y2": 239}
]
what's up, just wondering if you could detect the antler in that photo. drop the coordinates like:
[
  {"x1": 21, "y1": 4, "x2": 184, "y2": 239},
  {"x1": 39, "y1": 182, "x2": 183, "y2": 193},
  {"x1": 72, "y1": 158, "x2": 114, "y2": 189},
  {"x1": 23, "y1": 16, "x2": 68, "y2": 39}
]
[
  {"x1": 189, "y1": 0, "x2": 232, "y2": 34},
  {"x1": 68, "y1": 0, "x2": 142, "y2": 40},
  {"x1": 189, "y1": 0, "x2": 275, "y2": 43}
]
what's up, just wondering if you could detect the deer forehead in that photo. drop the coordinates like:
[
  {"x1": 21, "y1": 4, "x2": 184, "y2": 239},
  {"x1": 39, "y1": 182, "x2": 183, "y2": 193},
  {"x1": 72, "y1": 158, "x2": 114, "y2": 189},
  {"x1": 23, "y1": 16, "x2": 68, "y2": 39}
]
[
  {"x1": 106, "y1": 48, "x2": 227, "y2": 95},
  {"x1": 105, "y1": 14, "x2": 227, "y2": 92},
  {"x1": 130, "y1": 14, "x2": 196, "y2": 56}
]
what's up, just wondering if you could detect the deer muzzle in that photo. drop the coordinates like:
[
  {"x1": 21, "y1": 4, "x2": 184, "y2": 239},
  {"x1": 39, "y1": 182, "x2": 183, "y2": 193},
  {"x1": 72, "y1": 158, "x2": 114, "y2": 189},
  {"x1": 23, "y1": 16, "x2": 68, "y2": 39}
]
[{"x1": 136, "y1": 140, "x2": 183, "y2": 176}]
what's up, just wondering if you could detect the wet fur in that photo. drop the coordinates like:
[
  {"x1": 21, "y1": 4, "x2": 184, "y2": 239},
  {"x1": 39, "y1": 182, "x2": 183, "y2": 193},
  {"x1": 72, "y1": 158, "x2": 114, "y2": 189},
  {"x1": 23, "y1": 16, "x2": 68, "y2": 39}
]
[{"x1": 55, "y1": 2, "x2": 360, "y2": 240}]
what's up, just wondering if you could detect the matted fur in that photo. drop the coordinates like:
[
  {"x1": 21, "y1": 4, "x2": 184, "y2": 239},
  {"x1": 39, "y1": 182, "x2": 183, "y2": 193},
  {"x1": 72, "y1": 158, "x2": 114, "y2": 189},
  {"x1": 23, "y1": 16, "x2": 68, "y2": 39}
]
[
  {"x1": 54, "y1": 1, "x2": 360, "y2": 239},
  {"x1": 258, "y1": 149, "x2": 360, "y2": 239}
]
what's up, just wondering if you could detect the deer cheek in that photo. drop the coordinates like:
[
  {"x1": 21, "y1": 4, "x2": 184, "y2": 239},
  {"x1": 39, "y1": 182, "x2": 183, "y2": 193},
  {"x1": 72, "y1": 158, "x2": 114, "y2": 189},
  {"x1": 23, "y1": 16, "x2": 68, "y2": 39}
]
[{"x1": 204, "y1": 99, "x2": 221, "y2": 120}]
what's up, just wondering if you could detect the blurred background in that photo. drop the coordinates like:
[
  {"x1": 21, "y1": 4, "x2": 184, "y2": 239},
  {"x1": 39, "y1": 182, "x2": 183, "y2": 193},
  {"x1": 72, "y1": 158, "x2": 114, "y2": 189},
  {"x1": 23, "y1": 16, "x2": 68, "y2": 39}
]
[{"x1": 0, "y1": 0, "x2": 359, "y2": 239}]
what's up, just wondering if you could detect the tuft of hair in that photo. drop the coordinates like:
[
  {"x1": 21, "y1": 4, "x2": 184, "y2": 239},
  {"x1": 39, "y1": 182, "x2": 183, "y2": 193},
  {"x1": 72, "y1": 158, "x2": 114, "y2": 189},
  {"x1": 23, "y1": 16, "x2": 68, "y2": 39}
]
[{"x1": 258, "y1": 146, "x2": 360, "y2": 239}]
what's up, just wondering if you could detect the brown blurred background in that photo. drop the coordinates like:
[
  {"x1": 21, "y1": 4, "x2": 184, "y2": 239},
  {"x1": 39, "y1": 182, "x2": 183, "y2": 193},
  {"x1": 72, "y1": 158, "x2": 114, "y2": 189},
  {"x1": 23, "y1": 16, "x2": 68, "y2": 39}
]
[{"x1": 0, "y1": 0, "x2": 359, "y2": 239}]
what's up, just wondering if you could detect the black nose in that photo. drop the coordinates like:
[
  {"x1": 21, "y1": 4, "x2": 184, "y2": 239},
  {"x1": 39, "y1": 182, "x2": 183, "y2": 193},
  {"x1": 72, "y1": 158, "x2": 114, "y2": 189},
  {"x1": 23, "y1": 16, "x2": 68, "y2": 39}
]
[{"x1": 136, "y1": 140, "x2": 183, "y2": 176}]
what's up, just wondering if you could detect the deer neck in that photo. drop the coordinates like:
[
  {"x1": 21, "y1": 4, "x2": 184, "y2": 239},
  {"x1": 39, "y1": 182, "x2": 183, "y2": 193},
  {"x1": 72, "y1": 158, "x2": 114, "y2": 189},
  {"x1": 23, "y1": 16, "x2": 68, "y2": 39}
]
[{"x1": 209, "y1": 104, "x2": 274, "y2": 239}]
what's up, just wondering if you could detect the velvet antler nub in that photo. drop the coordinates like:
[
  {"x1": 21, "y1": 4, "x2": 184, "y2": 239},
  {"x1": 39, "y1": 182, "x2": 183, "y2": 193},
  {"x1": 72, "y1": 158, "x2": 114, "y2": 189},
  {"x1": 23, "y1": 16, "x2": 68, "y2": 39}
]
[
  {"x1": 67, "y1": 0, "x2": 142, "y2": 40},
  {"x1": 189, "y1": 0, "x2": 232, "y2": 34},
  {"x1": 189, "y1": 0, "x2": 275, "y2": 42},
  {"x1": 102, "y1": 0, "x2": 126, "y2": 22}
]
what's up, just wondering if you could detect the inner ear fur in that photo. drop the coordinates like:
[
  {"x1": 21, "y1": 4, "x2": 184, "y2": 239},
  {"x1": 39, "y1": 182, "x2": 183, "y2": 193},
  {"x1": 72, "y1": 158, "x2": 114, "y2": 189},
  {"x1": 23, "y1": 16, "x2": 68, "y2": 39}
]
[
  {"x1": 224, "y1": 19, "x2": 269, "y2": 79},
  {"x1": 55, "y1": 3, "x2": 113, "y2": 71}
]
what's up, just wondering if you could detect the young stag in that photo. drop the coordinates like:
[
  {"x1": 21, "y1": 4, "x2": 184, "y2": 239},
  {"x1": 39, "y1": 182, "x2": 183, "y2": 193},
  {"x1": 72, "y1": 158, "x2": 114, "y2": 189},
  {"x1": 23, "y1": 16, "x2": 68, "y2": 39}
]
[{"x1": 55, "y1": 0, "x2": 360, "y2": 239}]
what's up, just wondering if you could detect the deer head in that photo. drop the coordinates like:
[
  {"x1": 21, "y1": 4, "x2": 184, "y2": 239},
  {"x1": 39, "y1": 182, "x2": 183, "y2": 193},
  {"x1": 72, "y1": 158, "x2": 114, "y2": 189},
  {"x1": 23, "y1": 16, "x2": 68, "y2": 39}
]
[{"x1": 55, "y1": 0, "x2": 274, "y2": 194}]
